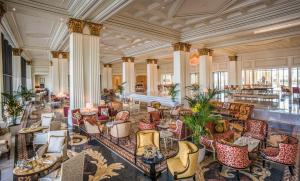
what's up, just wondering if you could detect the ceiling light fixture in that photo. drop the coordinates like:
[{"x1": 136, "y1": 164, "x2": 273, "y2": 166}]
[
  {"x1": 254, "y1": 21, "x2": 300, "y2": 34},
  {"x1": 12, "y1": 8, "x2": 16, "y2": 11}
]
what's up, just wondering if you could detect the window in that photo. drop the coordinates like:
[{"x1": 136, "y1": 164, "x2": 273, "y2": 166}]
[
  {"x1": 161, "y1": 74, "x2": 173, "y2": 84},
  {"x1": 242, "y1": 69, "x2": 253, "y2": 85},
  {"x1": 292, "y1": 67, "x2": 300, "y2": 87},
  {"x1": 190, "y1": 73, "x2": 198, "y2": 84},
  {"x1": 213, "y1": 72, "x2": 228, "y2": 90}
]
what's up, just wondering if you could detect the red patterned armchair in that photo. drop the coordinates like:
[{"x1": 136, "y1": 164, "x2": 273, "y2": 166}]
[
  {"x1": 138, "y1": 111, "x2": 161, "y2": 131},
  {"x1": 200, "y1": 120, "x2": 234, "y2": 152},
  {"x1": 98, "y1": 106, "x2": 109, "y2": 122},
  {"x1": 228, "y1": 103, "x2": 241, "y2": 116},
  {"x1": 216, "y1": 140, "x2": 252, "y2": 180},
  {"x1": 261, "y1": 135, "x2": 298, "y2": 176},
  {"x1": 115, "y1": 111, "x2": 130, "y2": 122},
  {"x1": 63, "y1": 106, "x2": 69, "y2": 118},
  {"x1": 138, "y1": 120, "x2": 156, "y2": 130},
  {"x1": 243, "y1": 119, "x2": 268, "y2": 146},
  {"x1": 168, "y1": 120, "x2": 192, "y2": 141}
]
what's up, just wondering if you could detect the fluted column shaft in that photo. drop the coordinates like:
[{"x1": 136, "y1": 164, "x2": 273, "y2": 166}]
[
  {"x1": 12, "y1": 48, "x2": 22, "y2": 91},
  {"x1": 198, "y1": 48, "x2": 213, "y2": 90},
  {"x1": 102, "y1": 64, "x2": 112, "y2": 89},
  {"x1": 102, "y1": 65, "x2": 108, "y2": 89},
  {"x1": 70, "y1": 33, "x2": 85, "y2": 109},
  {"x1": 26, "y1": 62, "x2": 32, "y2": 89},
  {"x1": 59, "y1": 56, "x2": 69, "y2": 94},
  {"x1": 129, "y1": 60, "x2": 136, "y2": 92},
  {"x1": 51, "y1": 57, "x2": 60, "y2": 95},
  {"x1": 147, "y1": 59, "x2": 158, "y2": 96},
  {"x1": 107, "y1": 66, "x2": 112, "y2": 89}
]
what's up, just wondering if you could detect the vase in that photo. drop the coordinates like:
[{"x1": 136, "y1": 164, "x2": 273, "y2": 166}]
[{"x1": 198, "y1": 144, "x2": 206, "y2": 163}]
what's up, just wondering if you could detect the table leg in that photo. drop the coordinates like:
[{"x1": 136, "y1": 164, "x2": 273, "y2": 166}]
[{"x1": 149, "y1": 163, "x2": 157, "y2": 181}]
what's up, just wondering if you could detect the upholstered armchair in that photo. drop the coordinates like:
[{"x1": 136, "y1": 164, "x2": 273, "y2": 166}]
[
  {"x1": 167, "y1": 141, "x2": 199, "y2": 180},
  {"x1": 135, "y1": 130, "x2": 160, "y2": 163},
  {"x1": 40, "y1": 152, "x2": 85, "y2": 181},
  {"x1": 63, "y1": 106, "x2": 69, "y2": 119},
  {"x1": 169, "y1": 104, "x2": 182, "y2": 119},
  {"x1": 261, "y1": 135, "x2": 298, "y2": 175},
  {"x1": 115, "y1": 111, "x2": 130, "y2": 122},
  {"x1": 168, "y1": 120, "x2": 192, "y2": 142},
  {"x1": 138, "y1": 120, "x2": 156, "y2": 130},
  {"x1": 71, "y1": 109, "x2": 83, "y2": 130},
  {"x1": 242, "y1": 119, "x2": 268, "y2": 146},
  {"x1": 228, "y1": 103, "x2": 241, "y2": 116},
  {"x1": 0, "y1": 132, "x2": 11, "y2": 159},
  {"x1": 216, "y1": 140, "x2": 252, "y2": 180},
  {"x1": 83, "y1": 118, "x2": 102, "y2": 140},
  {"x1": 110, "y1": 121, "x2": 131, "y2": 144},
  {"x1": 200, "y1": 120, "x2": 234, "y2": 152},
  {"x1": 234, "y1": 104, "x2": 254, "y2": 122},
  {"x1": 98, "y1": 106, "x2": 109, "y2": 122},
  {"x1": 148, "y1": 111, "x2": 161, "y2": 125}
]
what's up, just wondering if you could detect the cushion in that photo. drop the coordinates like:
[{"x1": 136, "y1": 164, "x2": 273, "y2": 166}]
[
  {"x1": 98, "y1": 115, "x2": 109, "y2": 120},
  {"x1": 36, "y1": 144, "x2": 48, "y2": 158},
  {"x1": 72, "y1": 111, "x2": 82, "y2": 120},
  {"x1": 47, "y1": 136, "x2": 65, "y2": 153},
  {"x1": 139, "y1": 132, "x2": 154, "y2": 147},
  {"x1": 101, "y1": 108, "x2": 109, "y2": 116},
  {"x1": 269, "y1": 135, "x2": 288, "y2": 147},
  {"x1": 179, "y1": 142, "x2": 191, "y2": 167}
]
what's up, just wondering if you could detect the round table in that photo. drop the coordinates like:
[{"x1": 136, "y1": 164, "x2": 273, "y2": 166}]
[
  {"x1": 13, "y1": 155, "x2": 58, "y2": 178},
  {"x1": 142, "y1": 156, "x2": 164, "y2": 181}
]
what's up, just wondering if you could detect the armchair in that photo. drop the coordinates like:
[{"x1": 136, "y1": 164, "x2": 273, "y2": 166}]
[
  {"x1": 168, "y1": 120, "x2": 191, "y2": 142},
  {"x1": 242, "y1": 119, "x2": 268, "y2": 147},
  {"x1": 98, "y1": 106, "x2": 109, "y2": 122},
  {"x1": 0, "y1": 131, "x2": 11, "y2": 159},
  {"x1": 148, "y1": 111, "x2": 161, "y2": 125},
  {"x1": 135, "y1": 130, "x2": 160, "y2": 163},
  {"x1": 216, "y1": 140, "x2": 252, "y2": 181},
  {"x1": 167, "y1": 141, "x2": 198, "y2": 180},
  {"x1": 110, "y1": 121, "x2": 131, "y2": 144},
  {"x1": 234, "y1": 104, "x2": 254, "y2": 122},
  {"x1": 83, "y1": 118, "x2": 102, "y2": 140},
  {"x1": 71, "y1": 109, "x2": 83, "y2": 131},
  {"x1": 261, "y1": 135, "x2": 298, "y2": 175}
]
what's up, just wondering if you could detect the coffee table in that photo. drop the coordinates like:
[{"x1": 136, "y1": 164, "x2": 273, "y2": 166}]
[{"x1": 142, "y1": 156, "x2": 164, "y2": 181}]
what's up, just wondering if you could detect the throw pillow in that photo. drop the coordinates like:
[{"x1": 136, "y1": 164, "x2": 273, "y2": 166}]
[
  {"x1": 47, "y1": 136, "x2": 65, "y2": 153},
  {"x1": 139, "y1": 132, "x2": 154, "y2": 147},
  {"x1": 269, "y1": 135, "x2": 288, "y2": 147},
  {"x1": 179, "y1": 142, "x2": 191, "y2": 167}
]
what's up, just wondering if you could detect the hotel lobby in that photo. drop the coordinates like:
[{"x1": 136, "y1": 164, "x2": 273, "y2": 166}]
[{"x1": 0, "y1": 0, "x2": 299, "y2": 180}]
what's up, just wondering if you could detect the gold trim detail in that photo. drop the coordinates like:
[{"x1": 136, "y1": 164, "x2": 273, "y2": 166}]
[
  {"x1": 198, "y1": 48, "x2": 213, "y2": 56},
  {"x1": 26, "y1": 60, "x2": 32, "y2": 65},
  {"x1": 122, "y1": 57, "x2": 134, "y2": 63},
  {"x1": 228, "y1": 56, "x2": 238, "y2": 61},
  {"x1": 61, "y1": 52, "x2": 69, "y2": 59},
  {"x1": 87, "y1": 22, "x2": 102, "y2": 36},
  {"x1": 12, "y1": 48, "x2": 23, "y2": 56},
  {"x1": 173, "y1": 42, "x2": 191, "y2": 52},
  {"x1": 104, "y1": 64, "x2": 112, "y2": 68},
  {"x1": 68, "y1": 18, "x2": 84, "y2": 33}
]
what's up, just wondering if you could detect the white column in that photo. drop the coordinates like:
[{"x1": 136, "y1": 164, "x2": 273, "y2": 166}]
[
  {"x1": 12, "y1": 48, "x2": 22, "y2": 92},
  {"x1": 51, "y1": 51, "x2": 60, "y2": 95},
  {"x1": 122, "y1": 57, "x2": 131, "y2": 94},
  {"x1": 48, "y1": 62, "x2": 53, "y2": 93},
  {"x1": 173, "y1": 43, "x2": 190, "y2": 103},
  {"x1": 85, "y1": 34, "x2": 100, "y2": 106},
  {"x1": 0, "y1": 28, "x2": 3, "y2": 122},
  {"x1": 69, "y1": 29, "x2": 85, "y2": 109},
  {"x1": 129, "y1": 59, "x2": 136, "y2": 93},
  {"x1": 26, "y1": 61, "x2": 32, "y2": 89},
  {"x1": 146, "y1": 59, "x2": 158, "y2": 96},
  {"x1": 198, "y1": 48, "x2": 213, "y2": 90},
  {"x1": 102, "y1": 65, "x2": 108, "y2": 89},
  {"x1": 288, "y1": 56, "x2": 293, "y2": 88},
  {"x1": 59, "y1": 53, "x2": 69, "y2": 94},
  {"x1": 228, "y1": 56, "x2": 238, "y2": 86},
  {"x1": 107, "y1": 65, "x2": 112, "y2": 89}
]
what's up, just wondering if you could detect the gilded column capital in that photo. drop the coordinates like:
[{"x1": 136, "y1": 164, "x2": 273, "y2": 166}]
[
  {"x1": 0, "y1": 2, "x2": 6, "y2": 21},
  {"x1": 12, "y1": 48, "x2": 23, "y2": 56},
  {"x1": 68, "y1": 18, "x2": 84, "y2": 33},
  {"x1": 60, "y1": 52, "x2": 69, "y2": 59},
  {"x1": 228, "y1": 56, "x2": 238, "y2": 61},
  {"x1": 122, "y1": 57, "x2": 134, "y2": 62},
  {"x1": 50, "y1": 61, "x2": 53, "y2": 66},
  {"x1": 104, "y1": 64, "x2": 112, "y2": 68},
  {"x1": 198, "y1": 48, "x2": 213, "y2": 56},
  {"x1": 26, "y1": 60, "x2": 32, "y2": 65},
  {"x1": 173, "y1": 42, "x2": 191, "y2": 52},
  {"x1": 51, "y1": 51, "x2": 60, "y2": 58},
  {"x1": 86, "y1": 22, "x2": 102, "y2": 36},
  {"x1": 146, "y1": 59, "x2": 158, "y2": 64}
]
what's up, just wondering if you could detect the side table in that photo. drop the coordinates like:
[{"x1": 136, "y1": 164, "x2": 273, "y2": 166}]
[{"x1": 142, "y1": 156, "x2": 164, "y2": 181}]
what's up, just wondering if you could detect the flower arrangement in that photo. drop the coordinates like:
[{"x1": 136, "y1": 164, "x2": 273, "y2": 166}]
[{"x1": 2, "y1": 92, "x2": 24, "y2": 125}]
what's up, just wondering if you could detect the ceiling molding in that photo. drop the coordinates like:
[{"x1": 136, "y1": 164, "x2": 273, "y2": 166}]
[{"x1": 182, "y1": 0, "x2": 300, "y2": 42}]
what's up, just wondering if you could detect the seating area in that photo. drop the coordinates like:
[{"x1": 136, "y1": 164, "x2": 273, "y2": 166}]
[{"x1": 0, "y1": 0, "x2": 300, "y2": 181}]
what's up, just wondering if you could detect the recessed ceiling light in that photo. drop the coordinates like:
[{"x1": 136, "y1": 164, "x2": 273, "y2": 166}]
[
  {"x1": 12, "y1": 8, "x2": 16, "y2": 11},
  {"x1": 102, "y1": 26, "x2": 106, "y2": 30}
]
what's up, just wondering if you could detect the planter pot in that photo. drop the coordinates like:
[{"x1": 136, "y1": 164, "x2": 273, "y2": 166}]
[
  {"x1": 8, "y1": 123, "x2": 21, "y2": 136},
  {"x1": 198, "y1": 144, "x2": 206, "y2": 163}
]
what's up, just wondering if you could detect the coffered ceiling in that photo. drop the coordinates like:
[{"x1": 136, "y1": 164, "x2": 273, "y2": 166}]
[{"x1": 1, "y1": 0, "x2": 300, "y2": 64}]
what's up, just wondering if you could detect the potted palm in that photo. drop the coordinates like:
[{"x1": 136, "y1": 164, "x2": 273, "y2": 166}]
[
  {"x1": 116, "y1": 82, "x2": 126, "y2": 100},
  {"x1": 184, "y1": 88, "x2": 220, "y2": 163},
  {"x1": 168, "y1": 83, "x2": 179, "y2": 103},
  {"x1": 17, "y1": 86, "x2": 34, "y2": 105},
  {"x1": 2, "y1": 92, "x2": 24, "y2": 135}
]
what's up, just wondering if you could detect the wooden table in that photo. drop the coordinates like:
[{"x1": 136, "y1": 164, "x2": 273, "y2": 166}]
[{"x1": 13, "y1": 155, "x2": 58, "y2": 177}]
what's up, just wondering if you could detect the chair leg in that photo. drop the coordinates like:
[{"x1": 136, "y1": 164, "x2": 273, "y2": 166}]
[
  {"x1": 263, "y1": 159, "x2": 265, "y2": 168},
  {"x1": 193, "y1": 175, "x2": 196, "y2": 181},
  {"x1": 289, "y1": 166, "x2": 295, "y2": 176},
  {"x1": 236, "y1": 170, "x2": 240, "y2": 181},
  {"x1": 219, "y1": 164, "x2": 223, "y2": 172}
]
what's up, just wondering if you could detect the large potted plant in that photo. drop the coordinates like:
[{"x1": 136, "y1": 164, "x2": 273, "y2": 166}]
[
  {"x1": 2, "y1": 92, "x2": 24, "y2": 135},
  {"x1": 168, "y1": 83, "x2": 179, "y2": 103},
  {"x1": 116, "y1": 82, "x2": 126, "y2": 100},
  {"x1": 184, "y1": 88, "x2": 220, "y2": 163},
  {"x1": 17, "y1": 86, "x2": 34, "y2": 105}
]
